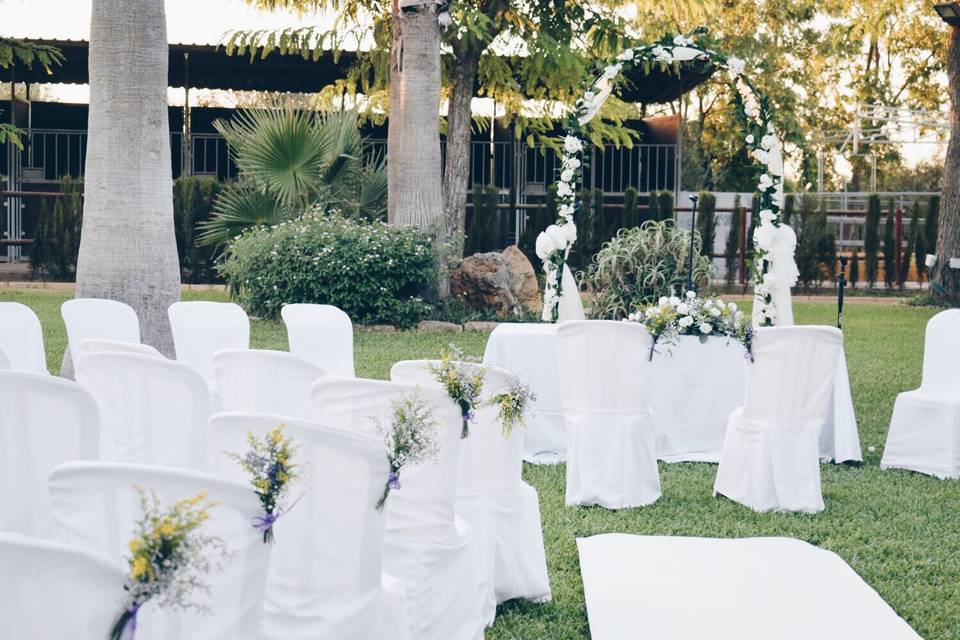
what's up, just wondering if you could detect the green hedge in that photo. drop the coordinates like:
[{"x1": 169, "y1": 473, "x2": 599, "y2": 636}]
[
  {"x1": 174, "y1": 176, "x2": 221, "y2": 283},
  {"x1": 31, "y1": 175, "x2": 83, "y2": 279},
  {"x1": 218, "y1": 213, "x2": 436, "y2": 327}
]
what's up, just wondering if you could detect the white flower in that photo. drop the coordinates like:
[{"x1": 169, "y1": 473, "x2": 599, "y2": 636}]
[
  {"x1": 759, "y1": 209, "x2": 776, "y2": 225},
  {"x1": 761, "y1": 133, "x2": 778, "y2": 150},
  {"x1": 658, "y1": 296, "x2": 670, "y2": 307},
  {"x1": 669, "y1": 296, "x2": 681, "y2": 307},
  {"x1": 560, "y1": 169, "x2": 574, "y2": 182},
  {"x1": 562, "y1": 157, "x2": 581, "y2": 170},
  {"x1": 645, "y1": 307, "x2": 659, "y2": 319},
  {"x1": 652, "y1": 45, "x2": 672, "y2": 63},
  {"x1": 699, "y1": 322, "x2": 713, "y2": 334},
  {"x1": 546, "y1": 224, "x2": 568, "y2": 250},
  {"x1": 535, "y1": 231, "x2": 558, "y2": 260},
  {"x1": 710, "y1": 307, "x2": 722, "y2": 318},
  {"x1": 617, "y1": 49, "x2": 635, "y2": 62},
  {"x1": 676, "y1": 303, "x2": 690, "y2": 314},
  {"x1": 556, "y1": 181, "x2": 573, "y2": 198},
  {"x1": 673, "y1": 35, "x2": 691, "y2": 46},
  {"x1": 745, "y1": 134, "x2": 755, "y2": 144},
  {"x1": 559, "y1": 204, "x2": 574, "y2": 218},
  {"x1": 564, "y1": 135, "x2": 584, "y2": 154},
  {"x1": 561, "y1": 222, "x2": 577, "y2": 245},
  {"x1": 678, "y1": 316, "x2": 694, "y2": 328},
  {"x1": 685, "y1": 290, "x2": 696, "y2": 299},
  {"x1": 752, "y1": 148, "x2": 770, "y2": 165},
  {"x1": 545, "y1": 267, "x2": 558, "y2": 285},
  {"x1": 726, "y1": 57, "x2": 746, "y2": 76},
  {"x1": 757, "y1": 173, "x2": 774, "y2": 192},
  {"x1": 727, "y1": 302, "x2": 738, "y2": 313}
]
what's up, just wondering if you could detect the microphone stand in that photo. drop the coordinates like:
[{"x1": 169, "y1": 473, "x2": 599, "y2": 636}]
[
  {"x1": 687, "y1": 194, "x2": 699, "y2": 293},
  {"x1": 837, "y1": 255, "x2": 848, "y2": 329}
]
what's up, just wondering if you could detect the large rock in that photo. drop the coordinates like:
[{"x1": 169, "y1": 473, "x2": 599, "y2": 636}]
[{"x1": 451, "y1": 245, "x2": 542, "y2": 317}]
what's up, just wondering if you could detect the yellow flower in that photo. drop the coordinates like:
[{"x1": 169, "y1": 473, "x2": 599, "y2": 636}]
[
  {"x1": 128, "y1": 539, "x2": 142, "y2": 553},
  {"x1": 130, "y1": 555, "x2": 152, "y2": 581}
]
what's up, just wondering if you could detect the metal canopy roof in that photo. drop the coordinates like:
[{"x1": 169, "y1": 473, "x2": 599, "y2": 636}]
[{"x1": 1, "y1": 39, "x2": 715, "y2": 105}]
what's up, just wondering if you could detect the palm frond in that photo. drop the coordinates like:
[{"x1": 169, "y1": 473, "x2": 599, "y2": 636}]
[{"x1": 197, "y1": 183, "x2": 294, "y2": 247}]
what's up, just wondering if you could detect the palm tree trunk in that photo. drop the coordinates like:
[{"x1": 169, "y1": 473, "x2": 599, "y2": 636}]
[
  {"x1": 936, "y1": 26, "x2": 960, "y2": 303},
  {"x1": 387, "y1": 0, "x2": 443, "y2": 232},
  {"x1": 65, "y1": 0, "x2": 180, "y2": 374}
]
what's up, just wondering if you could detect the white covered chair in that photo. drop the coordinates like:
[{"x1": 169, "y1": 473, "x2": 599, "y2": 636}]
[
  {"x1": 169, "y1": 301, "x2": 250, "y2": 389},
  {"x1": 213, "y1": 349, "x2": 325, "y2": 419},
  {"x1": 714, "y1": 326, "x2": 843, "y2": 513},
  {"x1": 0, "y1": 348, "x2": 9, "y2": 370},
  {"x1": 282, "y1": 303, "x2": 356, "y2": 378},
  {"x1": 0, "y1": 301, "x2": 48, "y2": 374},
  {"x1": 0, "y1": 532, "x2": 125, "y2": 639},
  {"x1": 390, "y1": 360, "x2": 551, "y2": 605},
  {"x1": 0, "y1": 372, "x2": 99, "y2": 538},
  {"x1": 208, "y1": 412, "x2": 408, "y2": 640},
  {"x1": 556, "y1": 320, "x2": 660, "y2": 509},
  {"x1": 48, "y1": 461, "x2": 271, "y2": 640},
  {"x1": 75, "y1": 338, "x2": 165, "y2": 360},
  {"x1": 75, "y1": 352, "x2": 210, "y2": 470},
  {"x1": 312, "y1": 377, "x2": 485, "y2": 640},
  {"x1": 881, "y1": 309, "x2": 960, "y2": 479},
  {"x1": 62, "y1": 298, "x2": 141, "y2": 365}
]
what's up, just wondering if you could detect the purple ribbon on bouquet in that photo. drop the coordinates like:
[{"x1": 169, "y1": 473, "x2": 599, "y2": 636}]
[
  {"x1": 110, "y1": 601, "x2": 143, "y2": 640},
  {"x1": 388, "y1": 470, "x2": 401, "y2": 490},
  {"x1": 252, "y1": 494, "x2": 302, "y2": 543}
]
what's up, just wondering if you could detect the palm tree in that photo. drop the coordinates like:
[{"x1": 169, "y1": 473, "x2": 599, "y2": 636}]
[
  {"x1": 197, "y1": 105, "x2": 387, "y2": 246},
  {"x1": 68, "y1": 0, "x2": 180, "y2": 373}
]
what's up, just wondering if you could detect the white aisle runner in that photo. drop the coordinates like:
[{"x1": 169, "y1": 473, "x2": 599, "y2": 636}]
[{"x1": 577, "y1": 534, "x2": 920, "y2": 640}]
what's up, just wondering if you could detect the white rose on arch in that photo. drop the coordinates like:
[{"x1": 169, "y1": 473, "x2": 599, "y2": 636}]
[
  {"x1": 726, "y1": 56, "x2": 746, "y2": 76},
  {"x1": 545, "y1": 224, "x2": 569, "y2": 253},
  {"x1": 561, "y1": 222, "x2": 578, "y2": 244},
  {"x1": 535, "y1": 230, "x2": 559, "y2": 260},
  {"x1": 670, "y1": 46, "x2": 706, "y2": 62},
  {"x1": 562, "y1": 156, "x2": 581, "y2": 170},
  {"x1": 757, "y1": 173, "x2": 775, "y2": 192},
  {"x1": 564, "y1": 135, "x2": 584, "y2": 154},
  {"x1": 560, "y1": 169, "x2": 574, "y2": 182},
  {"x1": 556, "y1": 181, "x2": 573, "y2": 198},
  {"x1": 617, "y1": 48, "x2": 635, "y2": 62}
]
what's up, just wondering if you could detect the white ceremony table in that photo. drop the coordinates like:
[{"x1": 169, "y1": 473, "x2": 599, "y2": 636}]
[{"x1": 483, "y1": 323, "x2": 862, "y2": 465}]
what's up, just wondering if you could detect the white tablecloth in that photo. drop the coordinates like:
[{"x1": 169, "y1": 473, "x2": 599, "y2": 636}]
[{"x1": 483, "y1": 323, "x2": 862, "y2": 465}]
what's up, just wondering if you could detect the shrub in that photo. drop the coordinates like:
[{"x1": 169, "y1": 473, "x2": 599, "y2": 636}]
[
  {"x1": 924, "y1": 194, "x2": 940, "y2": 260},
  {"x1": 883, "y1": 200, "x2": 895, "y2": 289},
  {"x1": 724, "y1": 195, "x2": 742, "y2": 287},
  {"x1": 795, "y1": 195, "x2": 820, "y2": 289},
  {"x1": 695, "y1": 191, "x2": 717, "y2": 258},
  {"x1": 173, "y1": 176, "x2": 221, "y2": 283},
  {"x1": 581, "y1": 220, "x2": 712, "y2": 320},
  {"x1": 218, "y1": 213, "x2": 436, "y2": 328},
  {"x1": 31, "y1": 175, "x2": 82, "y2": 279},
  {"x1": 623, "y1": 187, "x2": 639, "y2": 230},
  {"x1": 864, "y1": 194, "x2": 881, "y2": 287},
  {"x1": 465, "y1": 184, "x2": 500, "y2": 255},
  {"x1": 656, "y1": 191, "x2": 675, "y2": 222},
  {"x1": 782, "y1": 194, "x2": 795, "y2": 226},
  {"x1": 849, "y1": 251, "x2": 860, "y2": 287}
]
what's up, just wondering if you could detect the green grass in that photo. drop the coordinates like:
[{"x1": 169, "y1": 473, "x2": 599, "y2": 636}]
[{"x1": 3, "y1": 289, "x2": 957, "y2": 639}]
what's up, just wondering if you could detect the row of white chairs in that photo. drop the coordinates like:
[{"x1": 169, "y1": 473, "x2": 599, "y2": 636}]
[{"x1": 1, "y1": 359, "x2": 550, "y2": 639}]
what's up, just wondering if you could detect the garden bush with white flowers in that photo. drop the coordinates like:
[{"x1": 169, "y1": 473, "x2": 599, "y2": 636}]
[
  {"x1": 581, "y1": 220, "x2": 712, "y2": 320},
  {"x1": 219, "y1": 212, "x2": 435, "y2": 328}
]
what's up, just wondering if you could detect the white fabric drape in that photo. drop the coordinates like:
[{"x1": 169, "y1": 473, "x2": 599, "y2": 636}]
[
  {"x1": 0, "y1": 302, "x2": 49, "y2": 374},
  {"x1": 0, "y1": 532, "x2": 126, "y2": 639},
  {"x1": 714, "y1": 326, "x2": 842, "y2": 513},
  {"x1": 207, "y1": 412, "x2": 407, "y2": 640},
  {"x1": 390, "y1": 361, "x2": 551, "y2": 606},
  {"x1": 311, "y1": 377, "x2": 485, "y2": 640},
  {"x1": 882, "y1": 309, "x2": 960, "y2": 478},
  {"x1": 75, "y1": 352, "x2": 210, "y2": 470},
  {"x1": 213, "y1": 349, "x2": 325, "y2": 419},
  {"x1": 0, "y1": 372, "x2": 99, "y2": 538},
  {"x1": 62, "y1": 298, "x2": 141, "y2": 364},
  {"x1": 48, "y1": 461, "x2": 271, "y2": 640},
  {"x1": 556, "y1": 321, "x2": 661, "y2": 508},
  {"x1": 282, "y1": 304, "x2": 356, "y2": 378},
  {"x1": 557, "y1": 264, "x2": 585, "y2": 322},
  {"x1": 577, "y1": 534, "x2": 921, "y2": 640},
  {"x1": 169, "y1": 301, "x2": 250, "y2": 389}
]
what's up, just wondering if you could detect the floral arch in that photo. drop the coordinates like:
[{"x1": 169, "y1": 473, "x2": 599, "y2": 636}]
[{"x1": 536, "y1": 29, "x2": 787, "y2": 326}]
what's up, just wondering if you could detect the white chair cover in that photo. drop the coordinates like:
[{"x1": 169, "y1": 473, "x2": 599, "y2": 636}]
[
  {"x1": 0, "y1": 372, "x2": 99, "y2": 538},
  {"x1": 208, "y1": 412, "x2": 407, "y2": 640},
  {"x1": 48, "y1": 461, "x2": 271, "y2": 640},
  {"x1": 881, "y1": 309, "x2": 960, "y2": 479},
  {"x1": 62, "y1": 298, "x2": 141, "y2": 365},
  {"x1": 311, "y1": 377, "x2": 485, "y2": 640},
  {"x1": 0, "y1": 348, "x2": 9, "y2": 370},
  {"x1": 0, "y1": 532, "x2": 125, "y2": 639},
  {"x1": 75, "y1": 352, "x2": 210, "y2": 470},
  {"x1": 75, "y1": 338, "x2": 165, "y2": 360},
  {"x1": 282, "y1": 303, "x2": 356, "y2": 378},
  {"x1": 714, "y1": 326, "x2": 843, "y2": 513},
  {"x1": 556, "y1": 320, "x2": 661, "y2": 509},
  {"x1": 169, "y1": 301, "x2": 250, "y2": 389},
  {"x1": 0, "y1": 301, "x2": 48, "y2": 374},
  {"x1": 390, "y1": 360, "x2": 551, "y2": 605},
  {"x1": 213, "y1": 349, "x2": 325, "y2": 419}
]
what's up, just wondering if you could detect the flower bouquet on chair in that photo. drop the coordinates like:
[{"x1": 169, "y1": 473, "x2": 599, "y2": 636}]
[
  {"x1": 489, "y1": 376, "x2": 537, "y2": 437},
  {"x1": 375, "y1": 389, "x2": 440, "y2": 511},
  {"x1": 429, "y1": 345, "x2": 486, "y2": 438},
  {"x1": 226, "y1": 425, "x2": 300, "y2": 543},
  {"x1": 110, "y1": 488, "x2": 228, "y2": 640}
]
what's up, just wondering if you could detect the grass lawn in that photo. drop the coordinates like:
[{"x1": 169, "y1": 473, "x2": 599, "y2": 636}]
[{"x1": 3, "y1": 288, "x2": 957, "y2": 639}]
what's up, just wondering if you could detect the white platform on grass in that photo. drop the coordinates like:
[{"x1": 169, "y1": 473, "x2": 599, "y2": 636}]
[
  {"x1": 483, "y1": 324, "x2": 861, "y2": 465},
  {"x1": 577, "y1": 534, "x2": 920, "y2": 640}
]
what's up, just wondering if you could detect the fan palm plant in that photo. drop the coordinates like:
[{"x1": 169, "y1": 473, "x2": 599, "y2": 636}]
[{"x1": 198, "y1": 103, "x2": 387, "y2": 247}]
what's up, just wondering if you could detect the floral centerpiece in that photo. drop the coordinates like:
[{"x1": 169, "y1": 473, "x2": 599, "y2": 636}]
[
  {"x1": 376, "y1": 389, "x2": 441, "y2": 511},
  {"x1": 429, "y1": 345, "x2": 486, "y2": 438},
  {"x1": 489, "y1": 376, "x2": 537, "y2": 437},
  {"x1": 226, "y1": 425, "x2": 300, "y2": 544},
  {"x1": 110, "y1": 488, "x2": 228, "y2": 640},
  {"x1": 628, "y1": 291, "x2": 754, "y2": 361}
]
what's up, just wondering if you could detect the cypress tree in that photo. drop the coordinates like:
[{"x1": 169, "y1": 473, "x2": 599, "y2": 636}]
[
  {"x1": 696, "y1": 191, "x2": 717, "y2": 258},
  {"x1": 817, "y1": 199, "x2": 837, "y2": 283},
  {"x1": 725, "y1": 195, "x2": 742, "y2": 288},
  {"x1": 646, "y1": 192, "x2": 659, "y2": 223},
  {"x1": 924, "y1": 194, "x2": 940, "y2": 258},
  {"x1": 864, "y1": 193, "x2": 881, "y2": 287},
  {"x1": 782, "y1": 194, "x2": 795, "y2": 227},
  {"x1": 623, "y1": 187, "x2": 639, "y2": 230},
  {"x1": 657, "y1": 191, "x2": 675, "y2": 222},
  {"x1": 902, "y1": 205, "x2": 920, "y2": 285},
  {"x1": 849, "y1": 251, "x2": 860, "y2": 288},
  {"x1": 883, "y1": 200, "x2": 896, "y2": 289},
  {"x1": 593, "y1": 187, "x2": 606, "y2": 249}
]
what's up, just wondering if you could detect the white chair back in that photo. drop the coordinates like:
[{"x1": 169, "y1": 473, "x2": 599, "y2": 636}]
[
  {"x1": 169, "y1": 301, "x2": 250, "y2": 388},
  {"x1": 75, "y1": 338, "x2": 165, "y2": 361},
  {"x1": 311, "y1": 377, "x2": 462, "y2": 540},
  {"x1": 48, "y1": 461, "x2": 270, "y2": 640},
  {"x1": 208, "y1": 412, "x2": 389, "y2": 638},
  {"x1": 62, "y1": 298, "x2": 141, "y2": 365},
  {"x1": 919, "y1": 309, "x2": 960, "y2": 397},
  {"x1": 0, "y1": 348, "x2": 9, "y2": 370},
  {"x1": 0, "y1": 533, "x2": 125, "y2": 639},
  {"x1": 744, "y1": 326, "x2": 843, "y2": 420},
  {"x1": 282, "y1": 303, "x2": 355, "y2": 378},
  {"x1": 213, "y1": 349, "x2": 325, "y2": 419},
  {"x1": 0, "y1": 302, "x2": 48, "y2": 374},
  {"x1": 75, "y1": 352, "x2": 210, "y2": 470},
  {"x1": 0, "y1": 372, "x2": 99, "y2": 537},
  {"x1": 390, "y1": 360, "x2": 524, "y2": 492}
]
